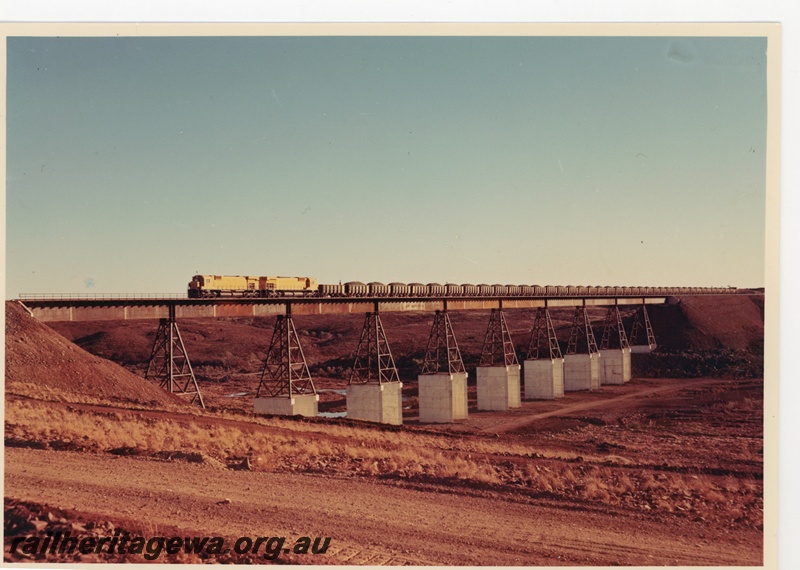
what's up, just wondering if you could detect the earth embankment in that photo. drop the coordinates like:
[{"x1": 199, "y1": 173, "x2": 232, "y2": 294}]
[{"x1": 5, "y1": 301, "x2": 182, "y2": 408}]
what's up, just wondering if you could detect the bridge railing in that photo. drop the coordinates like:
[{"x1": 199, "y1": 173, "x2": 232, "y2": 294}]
[{"x1": 18, "y1": 293, "x2": 187, "y2": 301}]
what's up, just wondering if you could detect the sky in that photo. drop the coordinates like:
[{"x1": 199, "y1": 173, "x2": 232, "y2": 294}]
[{"x1": 5, "y1": 34, "x2": 769, "y2": 297}]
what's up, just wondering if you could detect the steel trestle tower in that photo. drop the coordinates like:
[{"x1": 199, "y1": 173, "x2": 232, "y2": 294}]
[
  {"x1": 350, "y1": 304, "x2": 400, "y2": 384},
  {"x1": 422, "y1": 308, "x2": 465, "y2": 375},
  {"x1": 256, "y1": 305, "x2": 316, "y2": 398},
  {"x1": 145, "y1": 305, "x2": 205, "y2": 408}
]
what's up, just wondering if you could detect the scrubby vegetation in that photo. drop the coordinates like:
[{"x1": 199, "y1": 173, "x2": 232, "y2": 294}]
[
  {"x1": 5, "y1": 398, "x2": 762, "y2": 530},
  {"x1": 632, "y1": 348, "x2": 763, "y2": 379}
]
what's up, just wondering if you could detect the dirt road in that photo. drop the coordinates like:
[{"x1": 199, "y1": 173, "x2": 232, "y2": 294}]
[
  {"x1": 482, "y1": 377, "x2": 720, "y2": 434},
  {"x1": 5, "y1": 447, "x2": 760, "y2": 566}
]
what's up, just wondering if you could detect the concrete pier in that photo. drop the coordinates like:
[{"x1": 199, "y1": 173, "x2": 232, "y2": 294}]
[
  {"x1": 630, "y1": 344, "x2": 656, "y2": 354},
  {"x1": 346, "y1": 382, "x2": 403, "y2": 425},
  {"x1": 476, "y1": 365, "x2": 521, "y2": 411},
  {"x1": 523, "y1": 358, "x2": 565, "y2": 399},
  {"x1": 254, "y1": 394, "x2": 319, "y2": 417},
  {"x1": 563, "y1": 353, "x2": 600, "y2": 391},
  {"x1": 418, "y1": 372, "x2": 468, "y2": 423},
  {"x1": 599, "y1": 348, "x2": 632, "y2": 384}
]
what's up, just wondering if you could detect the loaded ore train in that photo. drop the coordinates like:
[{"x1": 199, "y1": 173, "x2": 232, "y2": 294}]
[{"x1": 187, "y1": 274, "x2": 742, "y2": 299}]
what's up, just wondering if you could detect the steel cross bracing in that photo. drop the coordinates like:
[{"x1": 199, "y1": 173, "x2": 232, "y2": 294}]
[
  {"x1": 526, "y1": 307, "x2": 563, "y2": 360},
  {"x1": 599, "y1": 305, "x2": 631, "y2": 350},
  {"x1": 349, "y1": 309, "x2": 400, "y2": 384},
  {"x1": 421, "y1": 310, "x2": 465, "y2": 374},
  {"x1": 629, "y1": 304, "x2": 657, "y2": 348},
  {"x1": 479, "y1": 309, "x2": 519, "y2": 366},
  {"x1": 566, "y1": 306, "x2": 600, "y2": 355},
  {"x1": 144, "y1": 311, "x2": 205, "y2": 408},
  {"x1": 256, "y1": 313, "x2": 316, "y2": 398}
]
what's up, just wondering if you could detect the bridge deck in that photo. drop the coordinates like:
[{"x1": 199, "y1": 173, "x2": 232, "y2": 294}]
[{"x1": 17, "y1": 296, "x2": 669, "y2": 322}]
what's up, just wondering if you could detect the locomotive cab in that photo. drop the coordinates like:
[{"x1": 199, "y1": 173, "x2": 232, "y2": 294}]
[{"x1": 188, "y1": 275, "x2": 205, "y2": 298}]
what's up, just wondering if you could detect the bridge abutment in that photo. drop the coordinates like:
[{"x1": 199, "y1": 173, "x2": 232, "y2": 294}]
[
  {"x1": 564, "y1": 353, "x2": 601, "y2": 391},
  {"x1": 598, "y1": 348, "x2": 632, "y2": 385},
  {"x1": 477, "y1": 365, "x2": 521, "y2": 410},
  {"x1": 254, "y1": 393, "x2": 319, "y2": 416},
  {"x1": 524, "y1": 359, "x2": 565, "y2": 399},
  {"x1": 418, "y1": 373, "x2": 468, "y2": 423},
  {"x1": 346, "y1": 382, "x2": 403, "y2": 425}
]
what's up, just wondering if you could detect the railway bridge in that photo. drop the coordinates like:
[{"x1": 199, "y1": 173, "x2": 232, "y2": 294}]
[{"x1": 18, "y1": 293, "x2": 669, "y2": 423}]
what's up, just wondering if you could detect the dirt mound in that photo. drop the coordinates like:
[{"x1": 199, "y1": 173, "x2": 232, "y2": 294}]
[
  {"x1": 5, "y1": 302, "x2": 183, "y2": 408},
  {"x1": 648, "y1": 295, "x2": 764, "y2": 351}
]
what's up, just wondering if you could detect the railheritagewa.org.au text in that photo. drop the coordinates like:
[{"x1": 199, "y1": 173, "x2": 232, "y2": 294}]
[{"x1": 10, "y1": 530, "x2": 332, "y2": 561}]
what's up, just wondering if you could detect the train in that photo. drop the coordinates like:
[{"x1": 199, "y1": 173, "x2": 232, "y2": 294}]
[{"x1": 187, "y1": 274, "x2": 745, "y2": 299}]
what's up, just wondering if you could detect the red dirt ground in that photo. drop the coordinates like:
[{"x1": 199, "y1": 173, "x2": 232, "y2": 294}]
[
  {"x1": 5, "y1": 301, "x2": 181, "y2": 408},
  {"x1": 4, "y1": 297, "x2": 766, "y2": 565}
]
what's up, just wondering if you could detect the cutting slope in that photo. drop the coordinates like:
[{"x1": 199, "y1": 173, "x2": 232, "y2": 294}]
[
  {"x1": 647, "y1": 295, "x2": 764, "y2": 350},
  {"x1": 5, "y1": 301, "x2": 182, "y2": 407}
]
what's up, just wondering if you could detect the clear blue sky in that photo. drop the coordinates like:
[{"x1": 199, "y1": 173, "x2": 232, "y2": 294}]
[{"x1": 6, "y1": 35, "x2": 768, "y2": 296}]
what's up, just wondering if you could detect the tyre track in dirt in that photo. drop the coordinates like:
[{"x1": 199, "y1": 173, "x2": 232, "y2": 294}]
[
  {"x1": 482, "y1": 377, "x2": 722, "y2": 434},
  {"x1": 4, "y1": 447, "x2": 761, "y2": 566}
]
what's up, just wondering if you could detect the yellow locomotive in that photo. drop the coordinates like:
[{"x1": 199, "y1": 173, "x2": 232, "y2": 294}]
[{"x1": 188, "y1": 275, "x2": 318, "y2": 298}]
